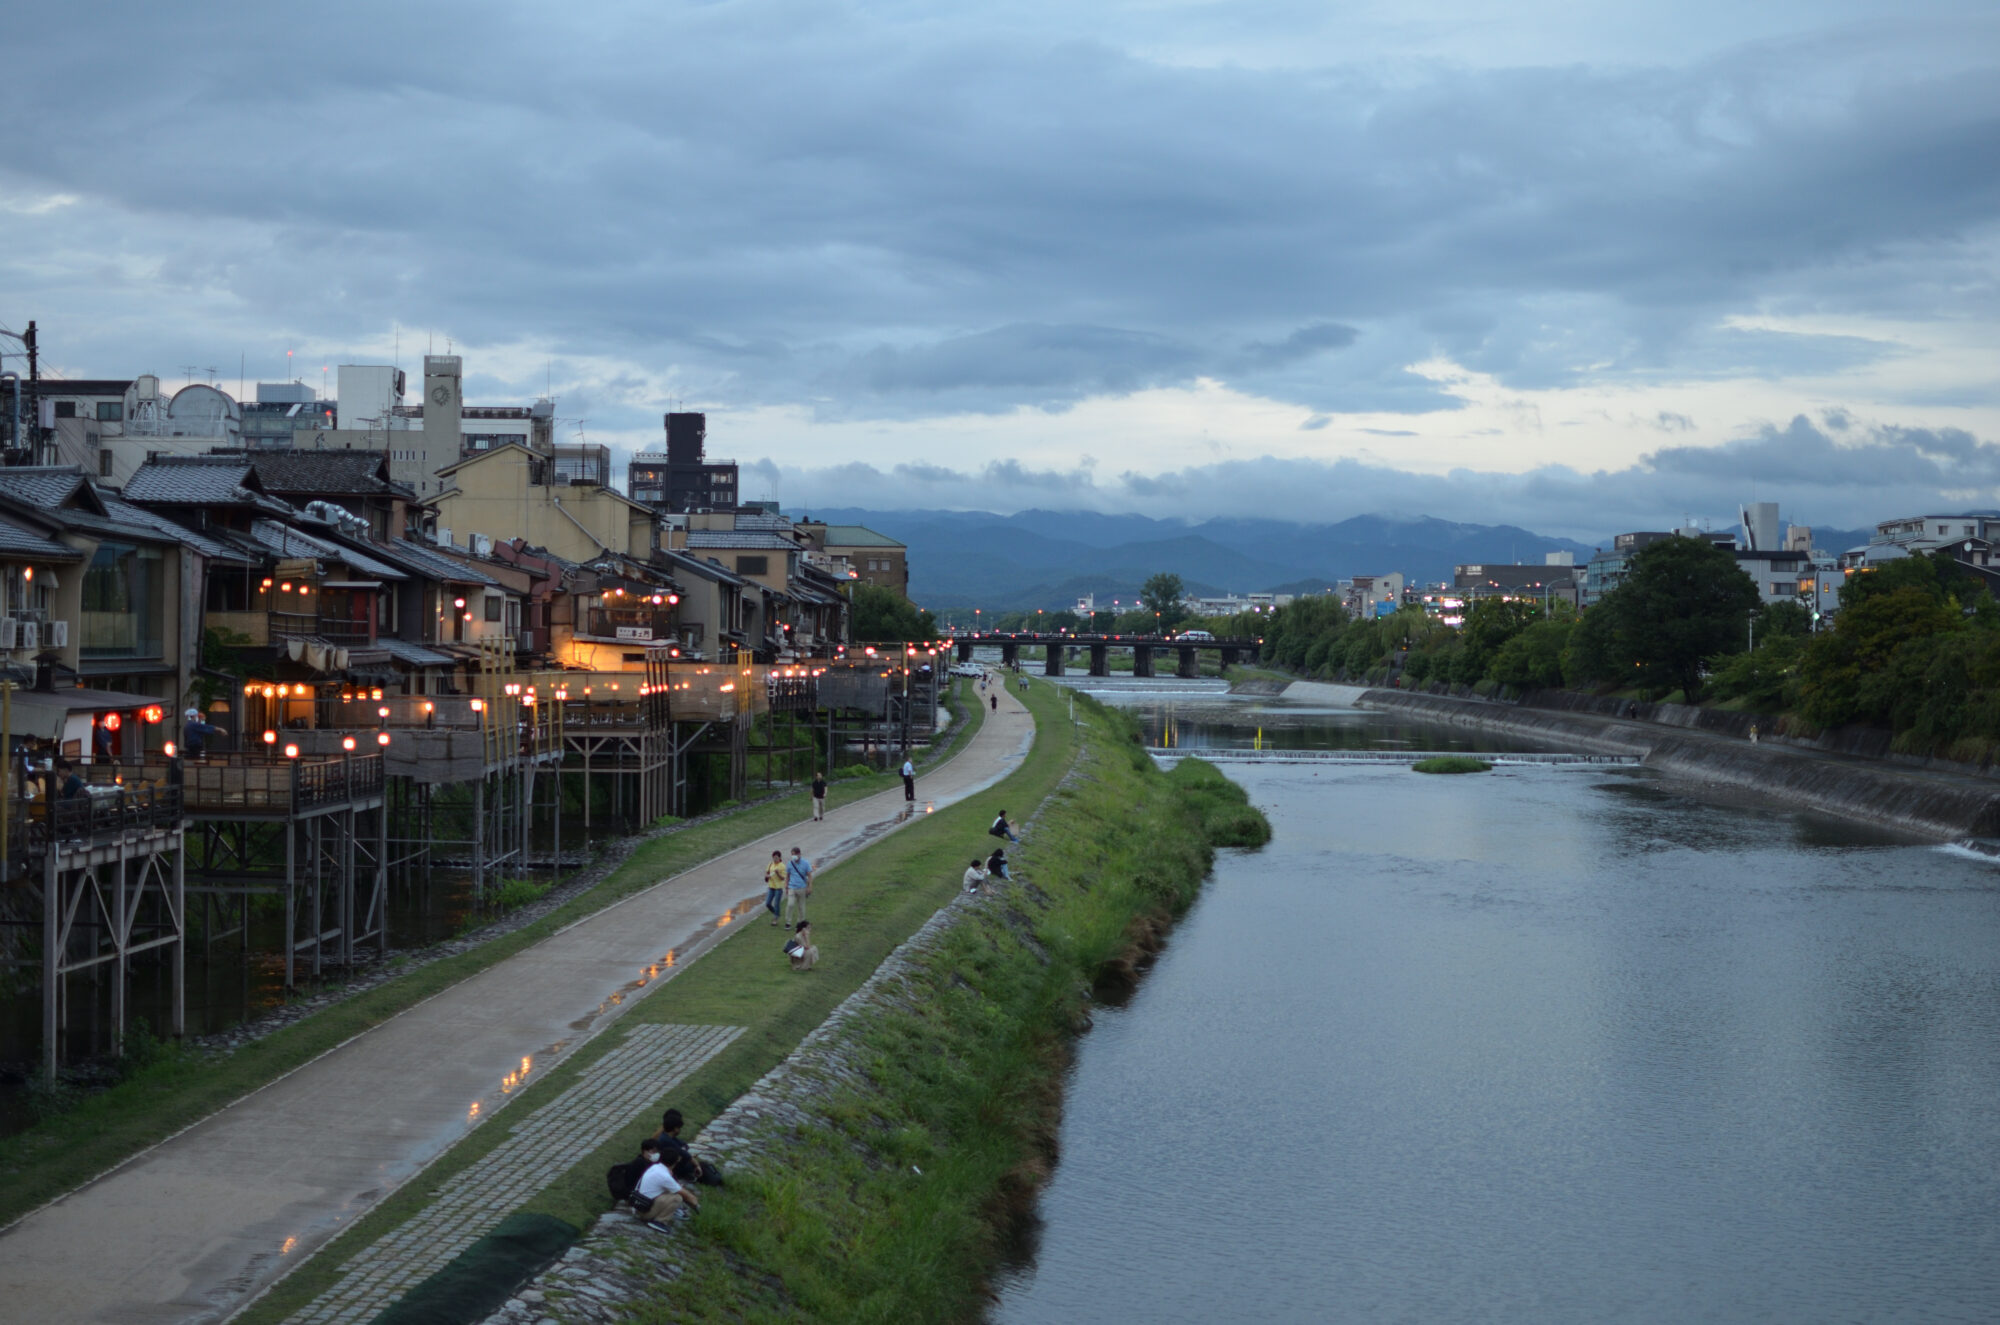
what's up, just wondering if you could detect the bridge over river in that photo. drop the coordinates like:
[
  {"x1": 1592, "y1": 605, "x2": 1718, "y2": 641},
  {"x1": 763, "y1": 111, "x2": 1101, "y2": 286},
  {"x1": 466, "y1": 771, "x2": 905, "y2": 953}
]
[{"x1": 951, "y1": 631, "x2": 1260, "y2": 677}]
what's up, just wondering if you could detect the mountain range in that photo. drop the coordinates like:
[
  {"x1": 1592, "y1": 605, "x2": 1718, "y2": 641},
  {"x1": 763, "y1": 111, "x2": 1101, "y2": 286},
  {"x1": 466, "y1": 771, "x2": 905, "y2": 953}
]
[{"x1": 795, "y1": 509, "x2": 1879, "y2": 612}]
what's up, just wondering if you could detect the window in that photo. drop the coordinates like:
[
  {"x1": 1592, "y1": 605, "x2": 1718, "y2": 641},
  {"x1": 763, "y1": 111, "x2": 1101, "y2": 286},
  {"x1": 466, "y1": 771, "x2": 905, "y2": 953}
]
[
  {"x1": 53, "y1": 400, "x2": 76, "y2": 418},
  {"x1": 96, "y1": 401, "x2": 123, "y2": 422},
  {"x1": 736, "y1": 555, "x2": 768, "y2": 575},
  {"x1": 99, "y1": 450, "x2": 114, "y2": 477},
  {"x1": 82, "y1": 541, "x2": 161, "y2": 657},
  {"x1": 485, "y1": 595, "x2": 502, "y2": 622}
]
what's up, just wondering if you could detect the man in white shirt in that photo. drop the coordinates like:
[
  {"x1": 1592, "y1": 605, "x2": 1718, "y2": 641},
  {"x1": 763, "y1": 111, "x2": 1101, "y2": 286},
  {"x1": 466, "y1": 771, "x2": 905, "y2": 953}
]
[
  {"x1": 635, "y1": 1138, "x2": 698, "y2": 1227},
  {"x1": 962, "y1": 858, "x2": 989, "y2": 894},
  {"x1": 900, "y1": 756, "x2": 916, "y2": 803}
]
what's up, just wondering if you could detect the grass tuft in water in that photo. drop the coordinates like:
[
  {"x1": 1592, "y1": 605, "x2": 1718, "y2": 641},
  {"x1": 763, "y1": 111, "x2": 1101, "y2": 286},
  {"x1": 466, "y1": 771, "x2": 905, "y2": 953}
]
[{"x1": 1412, "y1": 755, "x2": 1494, "y2": 774}]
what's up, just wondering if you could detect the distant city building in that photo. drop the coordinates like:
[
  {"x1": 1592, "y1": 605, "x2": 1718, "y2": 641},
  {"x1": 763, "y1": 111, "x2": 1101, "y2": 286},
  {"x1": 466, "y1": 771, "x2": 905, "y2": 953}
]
[
  {"x1": 629, "y1": 412, "x2": 739, "y2": 512},
  {"x1": 1347, "y1": 571, "x2": 1408, "y2": 617},
  {"x1": 1453, "y1": 563, "x2": 1576, "y2": 609}
]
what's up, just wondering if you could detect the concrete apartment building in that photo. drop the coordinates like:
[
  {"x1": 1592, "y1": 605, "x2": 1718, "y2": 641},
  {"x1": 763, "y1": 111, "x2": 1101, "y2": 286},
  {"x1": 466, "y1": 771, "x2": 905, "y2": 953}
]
[{"x1": 796, "y1": 521, "x2": 908, "y2": 596}]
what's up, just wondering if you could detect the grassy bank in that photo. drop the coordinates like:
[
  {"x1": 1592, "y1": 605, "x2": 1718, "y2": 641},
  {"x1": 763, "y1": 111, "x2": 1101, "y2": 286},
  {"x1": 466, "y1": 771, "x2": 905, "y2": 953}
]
[
  {"x1": 629, "y1": 694, "x2": 1268, "y2": 1322},
  {"x1": 0, "y1": 686, "x2": 985, "y2": 1231}
]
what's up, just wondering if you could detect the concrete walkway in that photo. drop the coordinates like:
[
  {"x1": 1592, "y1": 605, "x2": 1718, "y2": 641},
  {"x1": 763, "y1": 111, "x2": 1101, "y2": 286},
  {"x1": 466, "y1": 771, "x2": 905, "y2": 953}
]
[{"x1": 0, "y1": 680, "x2": 1037, "y2": 1324}]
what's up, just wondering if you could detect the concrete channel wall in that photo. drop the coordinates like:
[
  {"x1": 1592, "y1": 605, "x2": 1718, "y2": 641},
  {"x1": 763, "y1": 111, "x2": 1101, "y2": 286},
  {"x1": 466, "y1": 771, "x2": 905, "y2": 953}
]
[{"x1": 1312, "y1": 686, "x2": 2000, "y2": 842}]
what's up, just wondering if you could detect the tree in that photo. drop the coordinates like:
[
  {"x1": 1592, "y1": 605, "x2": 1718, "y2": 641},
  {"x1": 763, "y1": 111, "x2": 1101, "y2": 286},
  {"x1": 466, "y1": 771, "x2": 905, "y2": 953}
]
[
  {"x1": 1489, "y1": 618, "x2": 1576, "y2": 690},
  {"x1": 1595, "y1": 536, "x2": 1762, "y2": 700},
  {"x1": 850, "y1": 583, "x2": 937, "y2": 643},
  {"x1": 1140, "y1": 572, "x2": 1188, "y2": 631},
  {"x1": 1754, "y1": 599, "x2": 1812, "y2": 640},
  {"x1": 1796, "y1": 586, "x2": 1961, "y2": 727}
]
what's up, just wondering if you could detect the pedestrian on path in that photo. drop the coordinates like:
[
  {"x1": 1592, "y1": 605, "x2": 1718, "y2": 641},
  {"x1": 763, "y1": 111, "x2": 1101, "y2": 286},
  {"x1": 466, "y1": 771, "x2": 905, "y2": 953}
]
[
  {"x1": 811, "y1": 771, "x2": 827, "y2": 821},
  {"x1": 785, "y1": 847, "x2": 813, "y2": 926},
  {"x1": 990, "y1": 693, "x2": 998, "y2": 713},
  {"x1": 963, "y1": 858, "x2": 989, "y2": 894},
  {"x1": 763, "y1": 851, "x2": 786, "y2": 925},
  {"x1": 901, "y1": 756, "x2": 916, "y2": 802},
  {"x1": 786, "y1": 919, "x2": 819, "y2": 971}
]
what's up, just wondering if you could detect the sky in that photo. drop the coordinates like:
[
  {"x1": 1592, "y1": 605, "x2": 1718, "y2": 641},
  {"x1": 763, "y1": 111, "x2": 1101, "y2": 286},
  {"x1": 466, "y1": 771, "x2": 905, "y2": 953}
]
[{"x1": 3, "y1": 0, "x2": 1997, "y2": 540}]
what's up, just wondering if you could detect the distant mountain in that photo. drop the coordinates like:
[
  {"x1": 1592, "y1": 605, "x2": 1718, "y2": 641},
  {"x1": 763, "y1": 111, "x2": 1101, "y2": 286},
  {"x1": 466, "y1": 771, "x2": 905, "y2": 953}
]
[{"x1": 798, "y1": 507, "x2": 1600, "y2": 611}]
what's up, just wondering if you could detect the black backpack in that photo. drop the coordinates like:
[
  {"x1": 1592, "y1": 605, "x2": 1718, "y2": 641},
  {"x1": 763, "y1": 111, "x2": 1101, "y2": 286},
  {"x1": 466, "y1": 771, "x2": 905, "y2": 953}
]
[{"x1": 605, "y1": 1159, "x2": 645, "y2": 1205}]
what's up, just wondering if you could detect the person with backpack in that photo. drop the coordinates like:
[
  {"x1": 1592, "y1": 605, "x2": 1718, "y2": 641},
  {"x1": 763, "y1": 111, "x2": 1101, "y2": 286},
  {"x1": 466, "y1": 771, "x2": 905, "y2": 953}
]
[
  {"x1": 811, "y1": 770, "x2": 827, "y2": 821},
  {"x1": 989, "y1": 809, "x2": 1020, "y2": 843},
  {"x1": 763, "y1": 850, "x2": 786, "y2": 926},
  {"x1": 785, "y1": 847, "x2": 813, "y2": 926}
]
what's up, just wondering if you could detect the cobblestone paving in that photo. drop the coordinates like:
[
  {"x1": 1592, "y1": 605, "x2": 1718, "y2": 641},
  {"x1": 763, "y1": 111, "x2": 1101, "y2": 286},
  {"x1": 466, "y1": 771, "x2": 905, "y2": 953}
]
[{"x1": 284, "y1": 1023, "x2": 743, "y2": 1325}]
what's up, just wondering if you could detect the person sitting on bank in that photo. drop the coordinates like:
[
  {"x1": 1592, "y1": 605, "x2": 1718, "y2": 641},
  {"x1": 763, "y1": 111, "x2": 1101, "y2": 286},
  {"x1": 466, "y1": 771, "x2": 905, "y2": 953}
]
[
  {"x1": 786, "y1": 920, "x2": 819, "y2": 971},
  {"x1": 986, "y1": 846, "x2": 1012, "y2": 882},
  {"x1": 181, "y1": 708, "x2": 228, "y2": 757},
  {"x1": 633, "y1": 1136, "x2": 698, "y2": 1228},
  {"x1": 963, "y1": 857, "x2": 989, "y2": 894},
  {"x1": 989, "y1": 809, "x2": 1020, "y2": 843},
  {"x1": 651, "y1": 1108, "x2": 693, "y2": 1168}
]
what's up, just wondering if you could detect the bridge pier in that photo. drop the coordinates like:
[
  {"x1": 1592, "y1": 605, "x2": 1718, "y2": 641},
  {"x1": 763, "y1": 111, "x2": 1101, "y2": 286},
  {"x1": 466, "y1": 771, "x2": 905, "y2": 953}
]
[
  {"x1": 1001, "y1": 643, "x2": 1018, "y2": 668},
  {"x1": 1133, "y1": 646, "x2": 1154, "y2": 678},
  {"x1": 1089, "y1": 643, "x2": 1109, "y2": 677},
  {"x1": 1044, "y1": 645, "x2": 1065, "y2": 676},
  {"x1": 956, "y1": 640, "x2": 974, "y2": 663},
  {"x1": 1178, "y1": 646, "x2": 1200, "y2": 678},
  {"x1": 1219, "y1": 646, "x2": 1240, "y2": 667}
]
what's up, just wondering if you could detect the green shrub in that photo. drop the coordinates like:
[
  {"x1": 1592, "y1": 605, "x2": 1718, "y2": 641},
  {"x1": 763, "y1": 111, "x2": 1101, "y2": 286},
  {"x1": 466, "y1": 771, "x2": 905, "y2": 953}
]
[{"x1": 493, "y1": 877, "x2": 551, "y2": 913}]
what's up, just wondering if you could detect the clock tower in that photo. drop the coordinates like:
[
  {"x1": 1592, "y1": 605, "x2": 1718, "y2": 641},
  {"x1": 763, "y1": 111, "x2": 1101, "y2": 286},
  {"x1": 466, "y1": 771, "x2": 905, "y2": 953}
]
[{"x1": 418, "y1": 354, "x2": 463, "y2": 496}]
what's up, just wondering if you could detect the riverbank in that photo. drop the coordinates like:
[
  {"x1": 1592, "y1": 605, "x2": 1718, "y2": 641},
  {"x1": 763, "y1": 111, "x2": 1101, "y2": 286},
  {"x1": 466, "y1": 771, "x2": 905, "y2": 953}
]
[
  {"x1": 1318, "y1": 684, "x2": 2000, "y2": 840},
  {"x1": 479, "y1": 695, "x2": 1268, "y2": 1323}
]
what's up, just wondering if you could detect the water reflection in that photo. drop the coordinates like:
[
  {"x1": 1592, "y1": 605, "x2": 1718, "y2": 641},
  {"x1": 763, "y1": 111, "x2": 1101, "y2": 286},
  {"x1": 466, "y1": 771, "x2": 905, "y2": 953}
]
[{"x1": 994, "y1": 692, "x2": 2000, "y2": 1324}]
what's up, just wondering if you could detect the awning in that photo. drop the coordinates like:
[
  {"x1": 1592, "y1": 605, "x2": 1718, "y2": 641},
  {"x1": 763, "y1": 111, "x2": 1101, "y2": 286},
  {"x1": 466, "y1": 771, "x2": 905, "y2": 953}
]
[
  {"x1": 374, "y1": 638, "x2": 456, "y2": 669},
  {"x1": 6, "y1": 687, "x2": 166, "y2": 741},
  {"x1": 321, "y1": 580, "x2": 385, "y2": 590}
]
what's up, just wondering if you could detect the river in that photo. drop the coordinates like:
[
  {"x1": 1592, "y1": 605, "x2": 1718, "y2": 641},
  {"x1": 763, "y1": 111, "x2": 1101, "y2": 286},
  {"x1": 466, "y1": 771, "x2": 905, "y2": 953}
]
[{"x1": 993, "y1": 680, "x2": 2000, "y2": 1323}]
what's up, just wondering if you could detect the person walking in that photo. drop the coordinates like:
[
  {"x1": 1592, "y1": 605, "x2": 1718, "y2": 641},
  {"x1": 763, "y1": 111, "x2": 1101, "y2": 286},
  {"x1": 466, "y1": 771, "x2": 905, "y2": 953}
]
[
  {"x1": 784, "y1": 847, "x2": 813, "y2": 926},
  {"x1": 900, "y1": 756, "x2": 916, "y2": 803},
  {"x1": 811, "y1": 770, "x2": 827, "y2": 821},
  {"x1": 763, "y1": 850, "x2": 786, "y2": 926},
  {"x1": 990, "y1": 693, "x2": 998, "y2": 713}
]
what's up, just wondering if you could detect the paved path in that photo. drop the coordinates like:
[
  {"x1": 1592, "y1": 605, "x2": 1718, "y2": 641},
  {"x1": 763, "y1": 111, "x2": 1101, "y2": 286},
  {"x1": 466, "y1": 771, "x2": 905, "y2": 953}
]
[
  {"x1": 0, "y1": 680, "x2": 1037, "y2": 1324},
  {"x1": 287, "y1": 1023, "x2": 742, "y2": 1325}
]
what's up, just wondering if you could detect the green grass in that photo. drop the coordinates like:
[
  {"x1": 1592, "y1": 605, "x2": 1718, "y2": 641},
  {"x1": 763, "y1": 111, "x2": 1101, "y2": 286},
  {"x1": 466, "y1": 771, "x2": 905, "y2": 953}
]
[
  {"x1": 0, "y1": 684, "x2": 985, "y2": 1232},
  {"x1": 1412, "y1": 755, "x2": 1494, "y2": 774},
  {"x1": 233, "y1": 678, "x2": 1065, "y2": 1324}
]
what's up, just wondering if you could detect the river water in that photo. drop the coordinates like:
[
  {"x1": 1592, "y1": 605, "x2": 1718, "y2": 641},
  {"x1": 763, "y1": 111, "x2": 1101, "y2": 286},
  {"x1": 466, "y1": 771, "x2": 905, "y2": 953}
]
[{"x1": 993, "y1": 680, "x2": 2000, "y2": 1323}]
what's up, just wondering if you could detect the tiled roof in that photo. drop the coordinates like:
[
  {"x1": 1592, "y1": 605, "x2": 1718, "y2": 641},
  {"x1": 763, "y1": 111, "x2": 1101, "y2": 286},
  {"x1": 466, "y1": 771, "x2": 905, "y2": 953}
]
[
  {"x1": 0, "y1": 468, "x2": 91, "y2": 511},
  {"x1": 821, "y1": 524, "x2": 903, "y2": 549},
  {"x1": 95, "y1": 496, "x2": 246, "y2": 560},
  {"x1": 732, "y1": 512, "x2": 793, "y2": 532},
  {"x1": 245, "y1": 521, "x2": 408, "y2": 581},
  {"x1": 370, "y1": 537, "x2": 501, "y2": 587},
  {"x1": 656, "y1": 548, "x2": 749, "y2": 587},
  {"x1": 125, "y1": 457, "x2": 288, "y2": 511},
  {"x1": 684, "y1": 531, "x2": 796, "y2": 550},
  {"x1": 0, "y1": 513, "x2": 84, "y2": 561},
  {"x1": 249, "y1": 450, "x2": 413, "y2": 499}
]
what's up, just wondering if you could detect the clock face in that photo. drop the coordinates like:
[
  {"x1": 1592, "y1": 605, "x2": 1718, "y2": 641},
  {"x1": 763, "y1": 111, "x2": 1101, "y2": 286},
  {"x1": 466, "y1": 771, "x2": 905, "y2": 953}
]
[{"x1": 431, "y1": 385, "x2": 451, "y2": 405}]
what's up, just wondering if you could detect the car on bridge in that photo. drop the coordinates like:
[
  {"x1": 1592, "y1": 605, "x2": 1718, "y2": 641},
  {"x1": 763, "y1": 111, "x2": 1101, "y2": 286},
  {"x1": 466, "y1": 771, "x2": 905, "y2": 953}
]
[{"x1": 1172, "y1": 629, "x2": 1215, "y2": 641}]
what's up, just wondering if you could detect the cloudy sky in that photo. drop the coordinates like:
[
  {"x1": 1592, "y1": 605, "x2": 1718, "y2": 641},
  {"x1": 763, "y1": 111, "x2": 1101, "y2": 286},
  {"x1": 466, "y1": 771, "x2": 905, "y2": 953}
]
[{"x1": 4, "y1": 0, "x2": 1997, "y2": 539}]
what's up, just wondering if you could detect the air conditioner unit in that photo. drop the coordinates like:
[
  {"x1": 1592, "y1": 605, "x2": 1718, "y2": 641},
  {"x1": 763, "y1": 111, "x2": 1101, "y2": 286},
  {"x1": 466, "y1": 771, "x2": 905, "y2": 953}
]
[
  {"x1": 0, "y1": 618, "x2": 16, "y2": 650},
  {"x1": 19, "y1": 621, "x2": 38, "y2": 651},
  {"x1": 47, "y1": 619, "x2": 67, "y2": 648}
]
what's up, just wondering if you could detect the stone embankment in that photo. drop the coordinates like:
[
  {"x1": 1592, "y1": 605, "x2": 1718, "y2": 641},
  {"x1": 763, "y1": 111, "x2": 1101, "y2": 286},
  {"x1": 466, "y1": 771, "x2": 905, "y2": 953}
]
[{"x1": 1303, "y1": 682, "x2": 2000, "y2": 841}]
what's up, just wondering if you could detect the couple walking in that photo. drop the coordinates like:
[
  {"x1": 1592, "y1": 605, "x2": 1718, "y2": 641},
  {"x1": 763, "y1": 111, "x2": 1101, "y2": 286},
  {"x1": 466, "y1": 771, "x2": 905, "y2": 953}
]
[{"x1": 763, "y1": 848, "x2": 813, "y2": 926}]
